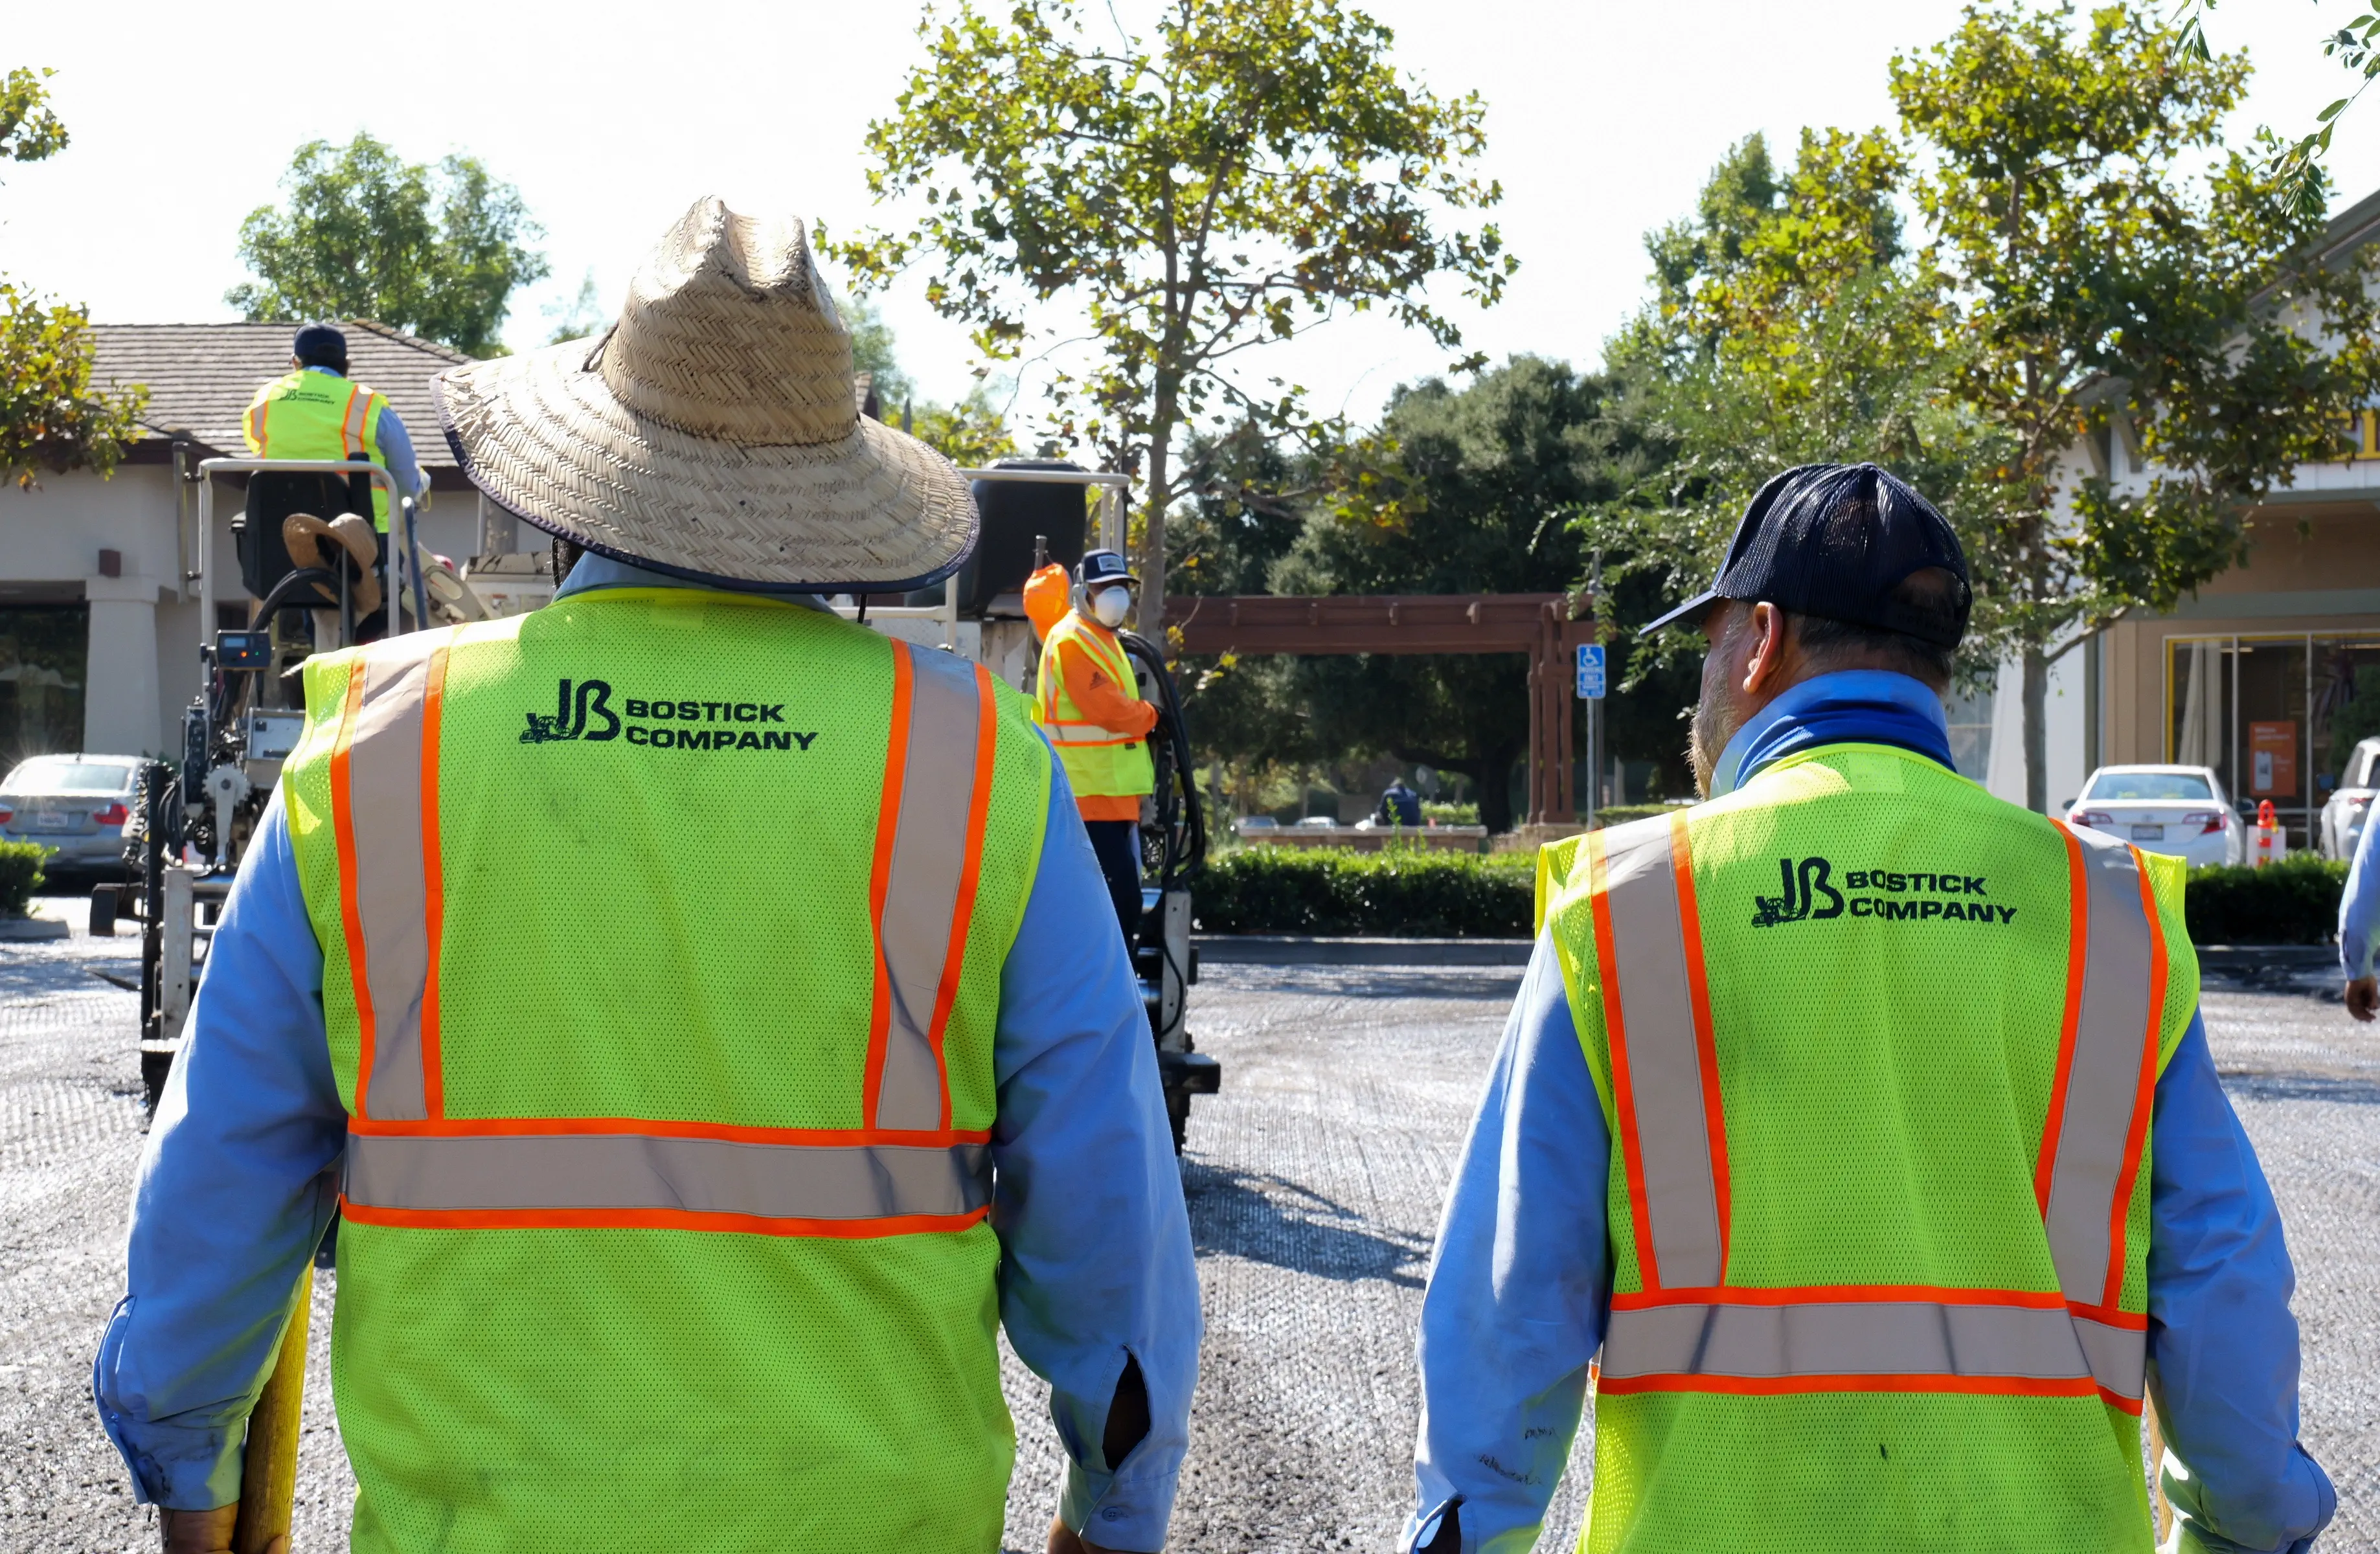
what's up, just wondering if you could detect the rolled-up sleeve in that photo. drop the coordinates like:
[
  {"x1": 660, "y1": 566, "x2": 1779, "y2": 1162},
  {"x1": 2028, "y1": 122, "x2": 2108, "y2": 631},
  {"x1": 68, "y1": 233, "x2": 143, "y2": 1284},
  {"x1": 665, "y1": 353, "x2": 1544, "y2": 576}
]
[
  {"x1": 2149, "y1": 1013, "x2": 2335, "y2": 1553},
  {"x1": 992, "y1": 760, "x2": 1199, "y2": 1551},
  {"x1": 372, "y1": 404, "x2": 425, "y2": 499},
  {"x1": 92, "y1": 791, "x2": 345, "y2": 1508},
  {"x1": 1406, "y1": 932, "x2": 1611, "y2": 1554}
]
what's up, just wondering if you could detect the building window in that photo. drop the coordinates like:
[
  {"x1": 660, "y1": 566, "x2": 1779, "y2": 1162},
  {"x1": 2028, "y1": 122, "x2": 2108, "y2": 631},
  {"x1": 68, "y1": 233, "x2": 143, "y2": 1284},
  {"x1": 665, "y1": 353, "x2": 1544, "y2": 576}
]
[
  {"x1": 0, "y1": 605, "x2": 90, "y2": 766},
  {"x1": 2166, "y1": 631, "x2": 2380, "y2": 849},
  {"x1": 1944, "y1": 687, "x2": 1993, "y2": 778}
]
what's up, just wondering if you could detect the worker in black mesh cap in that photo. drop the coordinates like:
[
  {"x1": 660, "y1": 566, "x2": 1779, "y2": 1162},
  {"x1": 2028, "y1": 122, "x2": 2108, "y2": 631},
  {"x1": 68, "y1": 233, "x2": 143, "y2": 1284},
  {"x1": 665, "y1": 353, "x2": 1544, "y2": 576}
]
[{"x1": 1403, "y1": 462, "x2": 2332, "y2": 1553}]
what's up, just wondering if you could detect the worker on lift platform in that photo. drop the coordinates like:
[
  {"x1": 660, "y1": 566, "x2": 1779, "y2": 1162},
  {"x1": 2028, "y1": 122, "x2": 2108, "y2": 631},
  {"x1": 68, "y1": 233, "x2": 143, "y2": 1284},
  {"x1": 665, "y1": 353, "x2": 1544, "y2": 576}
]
[
  {"x1": 1037, "y1": 548, "x2": 1161, "y2": 945},
  {"x1": 95, "y1": 199, "x2": 1197, "y2": 1554},
  {"x1": 241, "y1": 322, "x2": 426, "y2": 534}
]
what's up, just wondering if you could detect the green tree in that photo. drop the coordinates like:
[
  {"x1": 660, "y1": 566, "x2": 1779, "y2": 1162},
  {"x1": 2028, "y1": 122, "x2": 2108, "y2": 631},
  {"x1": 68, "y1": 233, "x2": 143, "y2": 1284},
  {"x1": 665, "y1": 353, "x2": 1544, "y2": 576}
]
[
  {"x1": 1893, "y1": 1, "x2": 2380, "y2": 809},
  {"x1": 0, "y1": 67, "x2": 68, "y2": 168},
  {"x1": 229, "y1": 133, "x2": 548, "y2": 357},
  {"x1": 1271, "y1": 357, "x2": 1616, "y2": 832},
  {"x1": 0, "y1": 68, "x2": 146, "y2": 489},
  {"x1": 2175, "y1": 0, "x2": 2380, "y2": 220},
  {"x1": 828, "y1": 0, "x2": 1513, "y2": 635},
  {"x1": 1585, "y1": 128, "x2": 2005, "y2": 693},
  {"x1": 544, "y1": 269, "x2": 606, "y2": 345}
]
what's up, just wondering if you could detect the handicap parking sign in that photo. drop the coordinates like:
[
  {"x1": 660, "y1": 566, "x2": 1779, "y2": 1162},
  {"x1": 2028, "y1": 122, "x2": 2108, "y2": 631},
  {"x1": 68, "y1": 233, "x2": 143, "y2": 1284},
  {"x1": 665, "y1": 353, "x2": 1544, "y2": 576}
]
[{"x1": 1576, "y1": 644, "x2": 1605, "y2": 699}]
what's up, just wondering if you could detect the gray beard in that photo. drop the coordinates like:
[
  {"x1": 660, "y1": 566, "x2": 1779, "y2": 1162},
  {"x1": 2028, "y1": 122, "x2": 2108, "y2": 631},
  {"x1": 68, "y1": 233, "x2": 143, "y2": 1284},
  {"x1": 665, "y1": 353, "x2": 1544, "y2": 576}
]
[{"x1": 1688, "y1": 693, "x2": 1736, "y2": 800}]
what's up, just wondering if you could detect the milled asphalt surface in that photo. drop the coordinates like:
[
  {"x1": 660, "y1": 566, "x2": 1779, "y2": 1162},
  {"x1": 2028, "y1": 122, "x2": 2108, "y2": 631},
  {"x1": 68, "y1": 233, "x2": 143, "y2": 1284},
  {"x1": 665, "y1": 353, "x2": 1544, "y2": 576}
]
[{"x1": 2, "y1": 897, "x2": 2374, "y2": 1551}]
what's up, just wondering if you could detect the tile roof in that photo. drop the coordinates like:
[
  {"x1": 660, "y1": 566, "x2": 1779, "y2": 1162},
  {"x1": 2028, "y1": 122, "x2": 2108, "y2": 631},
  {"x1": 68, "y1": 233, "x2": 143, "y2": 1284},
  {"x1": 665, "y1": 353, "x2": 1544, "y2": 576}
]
[{"x1": 89, "y1": 321, "x2": 474, "y2": 466}]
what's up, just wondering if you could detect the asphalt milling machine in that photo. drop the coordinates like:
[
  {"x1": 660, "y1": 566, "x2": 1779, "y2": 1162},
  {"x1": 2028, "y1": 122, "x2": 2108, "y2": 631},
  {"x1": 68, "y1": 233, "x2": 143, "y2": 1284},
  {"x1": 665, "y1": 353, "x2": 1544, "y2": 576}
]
[{"x1": 113, "y1": 456, "x2": 1222, "y2": 1149}]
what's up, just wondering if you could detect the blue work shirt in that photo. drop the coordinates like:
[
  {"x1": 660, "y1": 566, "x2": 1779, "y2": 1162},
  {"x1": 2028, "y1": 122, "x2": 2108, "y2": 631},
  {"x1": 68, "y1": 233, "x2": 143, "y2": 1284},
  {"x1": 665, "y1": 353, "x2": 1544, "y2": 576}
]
[
  {"x1": 2338, "y1": 809, "x2": 2380, "y2": 979},
  {"x1": 299, "y1": 363, "x2": 425, "y2": 499},
  {"x1": 95, "y1": 554, "x2": 1200, "y2": 1550},
  {"x1": 1407, "y1": 671, "x2": 2335, "y2": 1554}
]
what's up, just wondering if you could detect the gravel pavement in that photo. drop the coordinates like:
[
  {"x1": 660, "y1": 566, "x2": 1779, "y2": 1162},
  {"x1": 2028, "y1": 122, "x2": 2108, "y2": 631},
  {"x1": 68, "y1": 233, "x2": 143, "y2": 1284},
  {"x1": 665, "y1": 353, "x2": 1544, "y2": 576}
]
[{"x1": 2, "y1": 897, "x2": 2374, "y2": 1551}]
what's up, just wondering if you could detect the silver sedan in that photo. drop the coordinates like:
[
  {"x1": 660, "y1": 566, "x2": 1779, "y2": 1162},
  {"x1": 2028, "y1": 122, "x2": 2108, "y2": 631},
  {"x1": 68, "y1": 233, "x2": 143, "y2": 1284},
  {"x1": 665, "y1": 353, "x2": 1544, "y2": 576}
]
[{"x1": 0, "y1": 755, "x2": 146, "y2": 877}]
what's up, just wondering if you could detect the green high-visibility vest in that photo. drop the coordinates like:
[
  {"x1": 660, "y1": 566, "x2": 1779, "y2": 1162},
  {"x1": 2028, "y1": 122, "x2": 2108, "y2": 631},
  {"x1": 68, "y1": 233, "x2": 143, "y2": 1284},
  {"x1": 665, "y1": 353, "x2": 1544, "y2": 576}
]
[
  {"x1": 243, "y1": 368, "x2": 396, "y2": 530},
  {"x1": 1036, "y1": 608, "x2": 1155, "y2": 800},
  {"x1": 280, "y1": 587, "x2": 1052, "y2": 1553},
  {"x1": 1536, "y1": 743, "x2": 2194, "y2": 1554}
]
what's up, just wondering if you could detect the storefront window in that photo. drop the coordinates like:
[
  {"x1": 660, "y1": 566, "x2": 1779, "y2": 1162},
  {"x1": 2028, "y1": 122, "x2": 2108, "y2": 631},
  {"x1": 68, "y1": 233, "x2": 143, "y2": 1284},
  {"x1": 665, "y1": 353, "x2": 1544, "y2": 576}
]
[
  {"x1": 2166, "y1": 633, "x2": 2380, "y2": 850},
  {"x1": 0, "y1": 605, "x2": 89, "y2": 768}
]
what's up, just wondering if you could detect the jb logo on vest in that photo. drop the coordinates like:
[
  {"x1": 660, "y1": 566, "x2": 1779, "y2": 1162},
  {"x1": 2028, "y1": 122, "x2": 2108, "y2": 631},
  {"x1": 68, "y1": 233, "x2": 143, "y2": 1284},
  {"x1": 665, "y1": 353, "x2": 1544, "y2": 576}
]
[
  {"x1": 1754, "y1": 856, "x2": 2021, "y2": 928},
  {"x1": 1751, "y1": 856, "x2": 1844, "y2": 927},
  {"x1": 521, "y1": 678, "x2": 621, "y2": 743},
  {"x1": 521, "y1": 676, "x2": 821, "y2": 754}
]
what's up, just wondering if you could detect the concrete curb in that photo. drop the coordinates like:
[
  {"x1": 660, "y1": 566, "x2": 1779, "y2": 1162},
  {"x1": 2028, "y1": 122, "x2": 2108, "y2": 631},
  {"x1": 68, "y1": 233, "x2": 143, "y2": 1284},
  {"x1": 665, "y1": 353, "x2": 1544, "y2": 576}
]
[
  {"x1": 1196, "y1": 938, "x2": 2334, "y2": 971},
  {"x1": 1196, "y1": 935, "x2": 1534, "y2": 967},
  {"x1": 2195, "y1": 945, "x2": 2338, "y2": 971},
  {"x1": 0, "y1": 915, "x2": 71, "y2": 941}
]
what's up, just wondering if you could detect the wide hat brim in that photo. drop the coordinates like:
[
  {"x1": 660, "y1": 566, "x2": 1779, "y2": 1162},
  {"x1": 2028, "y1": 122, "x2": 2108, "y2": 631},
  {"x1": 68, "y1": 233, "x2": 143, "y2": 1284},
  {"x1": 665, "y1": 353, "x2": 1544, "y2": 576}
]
[{"x1": 435, "y1": 337, "x2": 977, "y2": 592}]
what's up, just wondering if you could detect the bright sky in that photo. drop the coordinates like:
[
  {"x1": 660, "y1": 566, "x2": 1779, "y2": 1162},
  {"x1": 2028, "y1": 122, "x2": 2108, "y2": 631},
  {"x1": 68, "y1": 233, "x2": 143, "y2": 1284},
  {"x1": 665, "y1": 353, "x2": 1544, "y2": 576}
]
[{"x1": 7, "y1": 0, "x2": 2379, "y2": 432}]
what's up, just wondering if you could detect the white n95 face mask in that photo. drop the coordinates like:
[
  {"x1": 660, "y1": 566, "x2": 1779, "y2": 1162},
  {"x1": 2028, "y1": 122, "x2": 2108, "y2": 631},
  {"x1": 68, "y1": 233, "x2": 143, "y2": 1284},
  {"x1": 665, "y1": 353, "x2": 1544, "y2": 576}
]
[{"x1": 1091, "y1": 587, "x2": 1132, "y2": 628}]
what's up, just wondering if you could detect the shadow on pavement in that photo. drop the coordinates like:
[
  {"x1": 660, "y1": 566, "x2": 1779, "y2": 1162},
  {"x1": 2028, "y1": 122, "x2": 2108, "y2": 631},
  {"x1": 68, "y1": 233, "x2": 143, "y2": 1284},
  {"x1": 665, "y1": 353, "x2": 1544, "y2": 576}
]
[
  {"x1": 2220, "y1": 1071, "x2": 2380, "y2": 1106},
  {"x1": 1182, "y1": 1159, "x2": 1431, "y2": 1287},
  {"x1": 1206, "y1": 965, "x2": 1526, "y2": 1004}
]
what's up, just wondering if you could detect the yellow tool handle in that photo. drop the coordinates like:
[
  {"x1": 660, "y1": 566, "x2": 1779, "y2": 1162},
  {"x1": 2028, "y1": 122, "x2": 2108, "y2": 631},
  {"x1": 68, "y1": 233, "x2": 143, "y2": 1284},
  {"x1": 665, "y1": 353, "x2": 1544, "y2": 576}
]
[
  {"x1": 2147, "y1": 1405, "x2": 2174, "y2": 1544},
  {"x1": 232, "y1": 1263, "x2": 315, "y2": 1554}
]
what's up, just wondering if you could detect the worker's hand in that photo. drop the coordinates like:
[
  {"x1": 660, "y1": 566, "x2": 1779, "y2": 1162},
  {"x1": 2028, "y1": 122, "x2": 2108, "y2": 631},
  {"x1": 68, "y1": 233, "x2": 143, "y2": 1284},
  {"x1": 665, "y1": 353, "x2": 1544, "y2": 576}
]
[
  {"x1": 2347, "y1": 976, "x2": 2379, "y2": 1022},
  {"x1": 159, "y1": 1505, "x2": 283, "y2": 1554},
  {"x1": 1048, "y1": 1513, "x2": 1139, "y2": 1554}
]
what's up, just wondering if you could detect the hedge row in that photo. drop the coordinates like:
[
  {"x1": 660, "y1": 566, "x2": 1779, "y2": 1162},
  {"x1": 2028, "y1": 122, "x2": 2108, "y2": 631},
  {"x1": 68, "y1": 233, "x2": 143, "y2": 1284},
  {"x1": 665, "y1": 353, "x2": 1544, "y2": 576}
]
[
  {"x1": 1196, "y1": 842, "x2": 2352, "y2": 945},
  {"x1": 0, "y1": 840, "x2": 47, "y2": 918},
  {"x1": 1196, "y1": 846, "x2": 1537, "y2": 938},
  {"x1": 2182, "y1": 855, "x2": 2346, "y2": 947}
]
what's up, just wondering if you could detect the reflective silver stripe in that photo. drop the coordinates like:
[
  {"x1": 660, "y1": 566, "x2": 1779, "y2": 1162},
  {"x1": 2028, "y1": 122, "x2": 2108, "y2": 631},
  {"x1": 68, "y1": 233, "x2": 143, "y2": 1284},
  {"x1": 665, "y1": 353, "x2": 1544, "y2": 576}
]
[
  {"x1": 874, "y1": 645, "x2": 987, "y2": 1130},
  {"x1": 1043, "y1": 722, "x2": 1139, "y2": 745},
  {"x1": 2072, "y1": 1312, "x2": 2146, "y2": 1402},
  {"x1": 341, "y1": 635, "x2": 446, "y2": 1121},
  {"x1": 346, "y1": 1132, "x2": 992, "y2": 1221},
  {"x1": 1600, "y1": 816, "x2": 1724, "y2": 1289},
  {"x1": 2044, "y1": 826, "x2": 2157, "y2": 1311},
  {"x1": 1602, "y1": 1300, "x2": 2092, "y2": 1384}
]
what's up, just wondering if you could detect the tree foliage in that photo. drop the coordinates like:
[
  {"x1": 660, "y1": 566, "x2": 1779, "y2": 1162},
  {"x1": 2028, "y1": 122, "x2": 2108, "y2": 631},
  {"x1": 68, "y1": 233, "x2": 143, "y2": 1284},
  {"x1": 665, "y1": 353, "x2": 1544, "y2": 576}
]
[
  {"x1": 1587, "y1": 130, "x2": 2007, "y2": 697},
  {"x1": 0, "y1": 67, "x2": 146, "y2": 489},
  {"x1": 1896, "y1": 1, "x2": 2380, "y2": 806},
  {"x1": 229, "y1": 133, "x2": 548, "y2": 357},
  {"x1": 1588, "y1": 3, "x2": 2380, "y2": 809},
  {"x1": 1212, "y1": 359, "x2": 1622, "y2": 831},
  {"x1": 0, "y1": 67, "x2": 67, "y2": 168},
  {"x1": 1, "y1": 283, "x2": 148, "y2": 490},
  {"x1": 828, "y1": 0, "x2": 1512, "y2": 632}
]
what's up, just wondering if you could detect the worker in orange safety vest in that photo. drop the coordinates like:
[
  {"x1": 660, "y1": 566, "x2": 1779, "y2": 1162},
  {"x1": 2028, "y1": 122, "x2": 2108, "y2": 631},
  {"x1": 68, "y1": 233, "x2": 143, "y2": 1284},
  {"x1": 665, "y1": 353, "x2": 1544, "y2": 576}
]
[{"x1": 1034, "y1": 549, "x2": 1159, "y2": 945}]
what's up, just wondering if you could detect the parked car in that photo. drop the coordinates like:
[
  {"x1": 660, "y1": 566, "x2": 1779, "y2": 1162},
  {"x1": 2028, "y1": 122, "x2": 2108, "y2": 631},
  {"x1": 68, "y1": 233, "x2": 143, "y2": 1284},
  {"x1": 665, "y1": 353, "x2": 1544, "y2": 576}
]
[
  {"x1": 0, "y1": 754, "x2": 147, "y2": 879},
  {"x1": 2322, "y1": 736, "x2": 2380, "y2": 861},
  {"x1": 2065, "y1": 764, "x2": 2243, "y2": 868}
]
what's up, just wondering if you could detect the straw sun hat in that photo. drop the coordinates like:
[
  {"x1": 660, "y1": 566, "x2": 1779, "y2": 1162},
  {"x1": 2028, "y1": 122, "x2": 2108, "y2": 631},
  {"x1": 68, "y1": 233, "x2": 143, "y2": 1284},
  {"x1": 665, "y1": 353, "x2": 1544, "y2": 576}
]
[{"x1": 435, "y1": 197, "x2": 976, "y2": 590}]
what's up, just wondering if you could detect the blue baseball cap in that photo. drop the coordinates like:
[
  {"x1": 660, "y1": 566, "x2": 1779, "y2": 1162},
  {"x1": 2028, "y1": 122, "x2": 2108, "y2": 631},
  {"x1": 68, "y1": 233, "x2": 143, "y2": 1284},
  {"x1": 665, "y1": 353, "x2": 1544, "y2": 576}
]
[
  {"x1": 1644, "y1": 462, "x2": 1972, "y2": 649},
  {"x1": 292, "y1": 323, "x2": 348, "y2": 369},
  {"x1": 1078, "y1": 548, "x2": 1138, "y2": 589}
]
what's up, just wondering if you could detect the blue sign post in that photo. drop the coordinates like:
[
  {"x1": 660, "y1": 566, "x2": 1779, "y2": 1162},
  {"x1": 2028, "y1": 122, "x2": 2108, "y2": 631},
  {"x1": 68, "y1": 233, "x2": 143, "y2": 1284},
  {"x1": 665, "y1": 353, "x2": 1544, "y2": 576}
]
[{"x1": 1575, "y1": 643, "x2": 1605, "y2": 699}]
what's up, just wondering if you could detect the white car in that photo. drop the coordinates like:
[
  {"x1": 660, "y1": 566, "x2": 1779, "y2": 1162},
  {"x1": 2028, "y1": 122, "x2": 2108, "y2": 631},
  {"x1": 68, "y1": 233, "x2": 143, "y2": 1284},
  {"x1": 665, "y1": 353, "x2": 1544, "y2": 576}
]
[
  {"x1": 2321, "y1": 736, "x2": 2380, "y2": 862},
  {"x1": 2066, "y1": 765, "x2": 2244, "y2": 868},
  {"x1": 0, "y1": 754, "x2": 146, "y2": 877}
]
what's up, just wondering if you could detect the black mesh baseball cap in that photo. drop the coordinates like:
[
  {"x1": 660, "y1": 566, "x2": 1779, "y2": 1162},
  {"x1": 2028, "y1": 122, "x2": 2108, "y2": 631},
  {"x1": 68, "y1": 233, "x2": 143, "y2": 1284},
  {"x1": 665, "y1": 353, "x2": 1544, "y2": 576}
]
[
  {"x1": 1644, "y1": 462, "x2": 1973, "y2": 649},
  {"x1": 291, "y1": 322, "x2": 348, "y2": 370}
]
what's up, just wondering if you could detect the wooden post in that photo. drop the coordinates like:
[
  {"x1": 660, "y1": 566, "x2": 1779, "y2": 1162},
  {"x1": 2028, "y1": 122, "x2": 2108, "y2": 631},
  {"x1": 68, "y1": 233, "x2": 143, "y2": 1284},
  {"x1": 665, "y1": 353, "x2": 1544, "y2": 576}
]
[{"x1": 232, "y1": 1264, "x2": 314, "y2": 1554}]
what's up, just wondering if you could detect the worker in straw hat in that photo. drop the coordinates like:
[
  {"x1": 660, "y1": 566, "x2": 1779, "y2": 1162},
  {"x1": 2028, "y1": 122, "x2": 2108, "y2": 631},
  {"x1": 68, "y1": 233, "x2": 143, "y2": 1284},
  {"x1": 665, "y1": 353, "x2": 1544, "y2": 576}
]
[{"x1": 94, "y1": 197, "x2": 1198, "y2": 1554}]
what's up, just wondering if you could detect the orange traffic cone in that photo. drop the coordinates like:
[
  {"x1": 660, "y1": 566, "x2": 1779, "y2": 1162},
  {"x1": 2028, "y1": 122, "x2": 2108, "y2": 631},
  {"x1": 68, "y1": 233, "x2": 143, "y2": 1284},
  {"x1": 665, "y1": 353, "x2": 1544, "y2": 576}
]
[{"x1": 2252, "y1": 800, "x2": 2281, "y2": 868}]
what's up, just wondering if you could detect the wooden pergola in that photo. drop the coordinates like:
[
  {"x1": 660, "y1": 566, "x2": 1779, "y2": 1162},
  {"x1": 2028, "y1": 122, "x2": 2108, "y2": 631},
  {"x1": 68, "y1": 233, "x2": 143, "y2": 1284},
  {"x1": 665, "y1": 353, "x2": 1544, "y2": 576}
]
[{"x1": 1162, "y1": 592, "x2": 1596, "y2": 824}]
